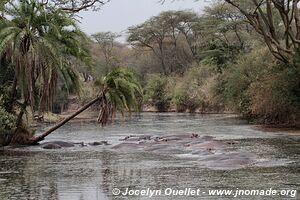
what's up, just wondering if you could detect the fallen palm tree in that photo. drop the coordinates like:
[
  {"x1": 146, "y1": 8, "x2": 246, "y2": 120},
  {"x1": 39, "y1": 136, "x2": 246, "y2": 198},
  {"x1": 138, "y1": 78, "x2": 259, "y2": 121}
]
[{"x1": 26, "y1": 68, "x2": 142, "y2": 145}]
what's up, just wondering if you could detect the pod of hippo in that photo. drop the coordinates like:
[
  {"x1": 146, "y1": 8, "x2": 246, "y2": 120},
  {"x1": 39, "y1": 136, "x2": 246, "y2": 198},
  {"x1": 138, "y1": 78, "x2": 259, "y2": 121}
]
[
  {"x1": 113, "y1": 134, "x2": 256, "y2": 170},
  {"x1": 39, "y1": 134, "x2": 262, "y2": 170},
  {"x1": 41, "y1": 140, "x2": 110, "y2": 149}
]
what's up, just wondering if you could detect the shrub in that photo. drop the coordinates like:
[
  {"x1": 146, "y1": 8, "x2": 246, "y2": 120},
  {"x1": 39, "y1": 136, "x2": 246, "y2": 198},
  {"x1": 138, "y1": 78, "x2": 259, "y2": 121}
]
[
  {"x1": 249, "y1": 65, "x2": 300, "y2": 125},
  {"x1": 218, "y1": 47, "x2": 300, "y2": 125},
  {"x1": 0, "y1": 93, "x2": 16, "y2": 144},
  {"x1": 173, "y1": 81, "x2": 202, "y2": 112},
  {"x1": 0, "y1": 107, "x2": 16, "y2": 135},
  {"x1": 144, "y1": 74, "x2": 171, "y2": 112},
  {"x1": 0, "y1": 86, "x2": 13, "y2": 111},
  {"x1": 218, "y1": 47, "x2": 273, "y2": 116},
  {"x1": 173, "y1": 63, "x2": 216, "y2": 112}
]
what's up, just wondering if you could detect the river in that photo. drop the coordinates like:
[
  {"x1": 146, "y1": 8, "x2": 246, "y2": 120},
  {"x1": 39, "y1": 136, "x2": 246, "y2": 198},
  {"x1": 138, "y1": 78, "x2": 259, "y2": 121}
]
[{"x1": 0, "y1": 113, "x2": 299, "y2": 199}]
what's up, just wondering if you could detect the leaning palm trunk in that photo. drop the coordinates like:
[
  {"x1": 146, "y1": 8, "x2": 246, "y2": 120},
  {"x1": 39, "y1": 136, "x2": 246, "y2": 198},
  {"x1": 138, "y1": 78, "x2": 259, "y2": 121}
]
[
  {"x1": 23, "y1": 68, "x2": 142, "y2": 145},
  {"x1": 27, "y1": 95, "x2": 103, "y2": 145},
  {"x1": 26, "y1": 67, "x2": 143, "y2": 145}
]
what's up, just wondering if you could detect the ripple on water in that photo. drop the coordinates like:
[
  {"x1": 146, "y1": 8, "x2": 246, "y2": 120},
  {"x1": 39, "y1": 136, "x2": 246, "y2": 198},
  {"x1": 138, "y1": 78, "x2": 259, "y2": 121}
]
[{"x1": 0, "y1": 113, "x2": 299, "y2": 200}]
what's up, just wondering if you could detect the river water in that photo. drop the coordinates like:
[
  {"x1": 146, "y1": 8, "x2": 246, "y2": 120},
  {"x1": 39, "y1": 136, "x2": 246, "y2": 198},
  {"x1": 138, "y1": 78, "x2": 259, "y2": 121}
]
[{"x1": 0, "y1": 113, "x2": 299, "y2": 200}]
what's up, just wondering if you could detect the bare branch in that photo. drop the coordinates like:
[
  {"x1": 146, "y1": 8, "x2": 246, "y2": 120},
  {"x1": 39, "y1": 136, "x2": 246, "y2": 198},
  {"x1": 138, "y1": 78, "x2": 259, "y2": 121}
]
[
  {"x1": 225, "y1": 0, "x2": 299, "y2": 63},
  {"x1": 42, "y1": 0, "x2": 110, "y2": 12}
]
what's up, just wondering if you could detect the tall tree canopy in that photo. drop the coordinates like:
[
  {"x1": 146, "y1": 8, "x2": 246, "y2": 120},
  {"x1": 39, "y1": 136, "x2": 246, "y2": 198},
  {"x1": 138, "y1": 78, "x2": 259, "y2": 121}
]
[
  {"x1": 128, "y1": 10, "x2": 202, "y2": 75},
  {"x1": 1, "y1": 0, "x2": 110, "y2": 14},
  {"x1": 38, "y1": 0, "x2": 110, "y2": 12},
  {"x1": 224, "y1": 0, "x2": 300, "y2": 63},
  {"x1": 198, "y1": 3, "x2": 256, "y2": 70},
  {"x1": 0, "y1": 0, "x2": 90, "y2": 121},
  {"x1": 91, "y1": 32, "x2": 120, "y2": 71}
]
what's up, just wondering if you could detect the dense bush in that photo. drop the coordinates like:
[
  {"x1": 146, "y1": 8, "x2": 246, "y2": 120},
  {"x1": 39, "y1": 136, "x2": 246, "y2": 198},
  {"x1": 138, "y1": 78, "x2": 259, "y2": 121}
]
[
  {"x1": 218, "y1": 48, "x2": 272, "y2": 115},
  {"x1": 249, "y1": 65, "x2": 300, "y2": 124},
  {"x1": 218, "y1": 47, "x2": 300, "y2": 125},
  {"x1": 144, "y1": 74, "x2": 171, "y2": 112},
  {"x1": 0, "y1": 86, "x2": 12, "y2": 111},
  {"x1": 0, "y1": 95, "x2": 17, "y2": 136},
  {"x1": 143, "y1": 64, "x2": 223, "y2": 113},
  {"x1": 173, "y1": 84, "x2": 201, "y2": 112},
  {"x1": 0, "y1": 107, "x2": 17, "y2": 135},
  {"x1": 0, "y1": 83, "x2": 17, "y2": 145},
  {"x1": 173, "y1": 63, "x2": 217, "y2": 112}
]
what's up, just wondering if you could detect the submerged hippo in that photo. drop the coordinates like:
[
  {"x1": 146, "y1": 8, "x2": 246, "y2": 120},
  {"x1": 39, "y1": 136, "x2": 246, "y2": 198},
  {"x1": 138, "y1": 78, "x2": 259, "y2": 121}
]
[
  {"x1": 200, "y1": 152, "x2": 255, "y2": 170},
  {"x1": 185, "y1": 140, "x2": 226, "y2": 151},
  {"x1": 41, "y1": 141, "x2": 75, "y2": 149},
  {"x1": 41, "y1": 140, "x2": 113, "y2": 149},
  {"x1": 89, "y1": 141, "x2": 110, "y2": 146},
  {"x1": 120, "y1": 135, "x2": 152, "y2": 142},
  {"x1": 112, "y1": 133, "x2": 257, "y2": 170},
  {"x1": 41, "y1": 143, "x2": 62, "y2": 149}
]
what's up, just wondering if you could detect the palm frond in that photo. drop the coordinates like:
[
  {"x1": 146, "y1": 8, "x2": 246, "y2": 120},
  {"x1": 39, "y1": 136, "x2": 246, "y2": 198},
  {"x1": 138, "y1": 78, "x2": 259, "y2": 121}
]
[{"x1": 97, "y1": 67, "x2": 143, "y2": 125}]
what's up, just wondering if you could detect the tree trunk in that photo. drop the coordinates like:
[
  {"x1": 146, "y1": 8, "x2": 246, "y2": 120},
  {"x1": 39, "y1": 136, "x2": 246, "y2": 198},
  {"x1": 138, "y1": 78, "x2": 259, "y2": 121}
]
[
  {"x1": 27, "y1": 95, "x2": 102, "y2": 145},
  {"x1": 7, "y1": 69, "x2": 18, "y2": 113},
  {"x1": 16, "y1": 99, "x2": 28, "y2": 128}
]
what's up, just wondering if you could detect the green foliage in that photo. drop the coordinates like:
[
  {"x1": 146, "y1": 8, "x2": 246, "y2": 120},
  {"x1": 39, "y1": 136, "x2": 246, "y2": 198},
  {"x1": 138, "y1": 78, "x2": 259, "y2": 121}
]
[
  {"x1": 0, "y1": 55, "x2": 15, "y2": 111},
  {"x1": 217, "y1": 48, "x2": 272, "y2": 115},
  {"x1": 218, "y1": 47, "x2": 300, "y2": 124},
  {"x1": 173, "y1": 87, "x2": 200, "y2": 113},
  {"x1": 0, "y1": 0, "x2": 90, "y2": 115},
  {"x1": 142, "y1": 64, "x2": 221, "y2": 113},
  {"x1": 249, "y1": 65, "x2": 300, "y2": 124},
  {"x1": 0, "y1": 98, "x2": 17, "y2": 135},
  {"x1": 91, "y1": 31, "x2": 120, "y2": 72},
  {"x1": 127, "y1": 10, "x2": 201, "y2": 75},
  {"x1": 95, "y1": 67, "x2": 143, "y2": 125},
  {"x1": 52, "y1": 85, "x2": 69, "y2": 114},
  {"x1": 144, "y1": 74, "x2": 171, "y2": 112},
  {"x1": 104, "y1": 67, "x2": 143, "y2": 112},
  {"x1": 173, "y1": 63, "x2": 216, "y2": 112},
  {"x1": 195, "y1": 2, "x2": 255, "y2": 72},
  {"x1": 0, "y1": 86, "x2": 12, "y2": 112}
]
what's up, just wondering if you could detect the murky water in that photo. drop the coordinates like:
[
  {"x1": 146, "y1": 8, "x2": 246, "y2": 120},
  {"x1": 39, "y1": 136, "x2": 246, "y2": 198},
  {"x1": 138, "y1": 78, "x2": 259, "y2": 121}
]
[{"x1": 0, "y1": 113, "x2": 299, "y2": 200}]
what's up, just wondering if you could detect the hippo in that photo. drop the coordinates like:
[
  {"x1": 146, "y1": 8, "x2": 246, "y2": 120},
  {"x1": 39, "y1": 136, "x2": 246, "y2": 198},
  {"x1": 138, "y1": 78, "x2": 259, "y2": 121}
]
[
  {"x1": 198, "y1": 152, "x2": 255, "y2": 170},
  {"x1": 112, "y1": 143, "x2": 143, "y2": 151},
  {"x1": 89, "y1": 141, "x2": 110, "y2": 146},
  {"x1": 111, "y1": 133, "x2": 258, "y2": 170},
  {"x1": 41, "y1": 141, "x2": 75, "y2": 149},
  {"x1": 185, "y1": 140, "x2": 226, "y2": 151},
  {"x1": 120, "y1": 135, "x2": 152, "y2": 142},
  {"x1": 41, "y1": 143, "x2": 62, "y2": 149}
]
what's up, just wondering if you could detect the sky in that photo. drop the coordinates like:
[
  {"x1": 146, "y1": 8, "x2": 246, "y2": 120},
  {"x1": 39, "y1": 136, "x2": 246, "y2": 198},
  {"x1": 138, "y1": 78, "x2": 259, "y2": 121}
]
[{"x1": 78, "y1": 0, "x2": 212, "y2": 42}]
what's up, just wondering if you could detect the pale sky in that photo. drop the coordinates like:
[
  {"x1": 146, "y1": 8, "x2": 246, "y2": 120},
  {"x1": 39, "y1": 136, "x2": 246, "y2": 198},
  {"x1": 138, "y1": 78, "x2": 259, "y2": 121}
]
[{"x1": 78, "y1": 0, "x2": 212, "y2": 42}]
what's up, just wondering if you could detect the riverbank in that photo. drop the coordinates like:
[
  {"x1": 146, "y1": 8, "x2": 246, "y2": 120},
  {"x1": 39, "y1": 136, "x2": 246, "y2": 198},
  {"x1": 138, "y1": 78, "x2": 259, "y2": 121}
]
[
  {"x1": 253, "y1": 125, "x2": 300, "y2": 135},
  {"x1": 39, "y1": 107, "x2": 300, "y2": 132}
]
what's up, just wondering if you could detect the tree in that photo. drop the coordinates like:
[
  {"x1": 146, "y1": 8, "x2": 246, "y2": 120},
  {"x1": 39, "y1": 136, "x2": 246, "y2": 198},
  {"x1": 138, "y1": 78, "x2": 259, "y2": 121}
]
[
  {"x1": 40, "y1": 0, "x2": 110, "y2": 12},
  {"x1": 91, "y1": 32, "x2": 120, "y2": 72},
  {"x1": 27, "y1": 67, "x2": 142, "y2": 144},
  {"x1": 0, "y1": 0, "x2": 90, "y2": 124},
  {"x1": 0, "y1": 0, "x2": 9, "y2": 14},
  {"x1": 203, "y1": 3, "x2": 252, "y2": 50},
  {"x1": 159, "y1": 11, "x2": 202, "y2": 73},
  {"x1": 128, "y1": 11, "x2": 202, "y2": 75},
  {"x1": 128, "y1": 17, "x2": 169, "y2": 75},
  {"x1": 1, "y1": 0, "x2": 110, "y2": 14},
  {"x1": 144, "y1": 74, "x2": 171, "y2": 111},
  {"x1": 224, "y1": 0, "x2": 300, "y2": 63},
  {"x1": 197, "y1": 3, "x2": 256, "y2": 71}
]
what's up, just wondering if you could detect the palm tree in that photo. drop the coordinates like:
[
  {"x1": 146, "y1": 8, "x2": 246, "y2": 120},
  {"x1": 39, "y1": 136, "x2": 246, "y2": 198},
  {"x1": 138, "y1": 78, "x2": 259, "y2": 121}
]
[
  {"x1": 0, "y1": 0, "x2": 89, "y2": 124},
  {"x1": 28, "y1": 67, "x2": 143, "y2": 144},
  {"x1": 0, "y1": 1, "x2": 142, "y2": 145}
]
